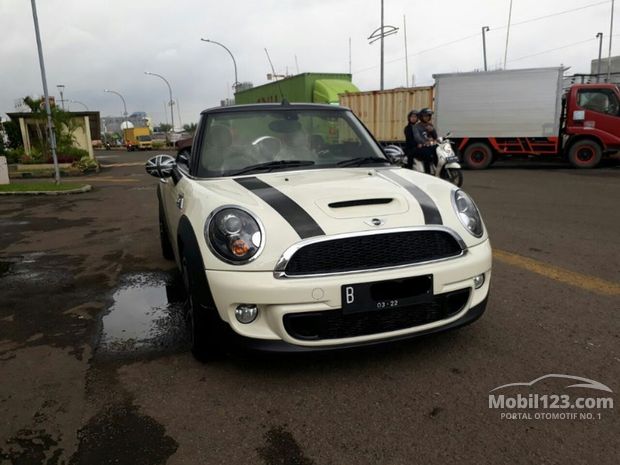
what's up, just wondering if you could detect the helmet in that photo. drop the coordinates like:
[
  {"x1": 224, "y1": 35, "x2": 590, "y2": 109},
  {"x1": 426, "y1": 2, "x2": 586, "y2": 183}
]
[
  {"x1": 419, "y1": 108, "x2": 433, "y2": 117},
  {"x1": 407, "y1": 109, "x2": 418, "y2": 119}
]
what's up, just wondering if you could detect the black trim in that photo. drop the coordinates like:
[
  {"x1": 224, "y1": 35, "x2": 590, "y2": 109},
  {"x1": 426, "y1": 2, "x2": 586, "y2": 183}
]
[
  {"x1": 329, "y1": 198, "x2": 393, "y2": 208},
  {"x1": 228, "y1": 294, "x2": 488, "y2": 353},
  {"x1": 379, "y1": 170, "x2": 443, "y2": 224},
  {"x1": 234, "y1": 176, "x2": 325, "y2": 239}
]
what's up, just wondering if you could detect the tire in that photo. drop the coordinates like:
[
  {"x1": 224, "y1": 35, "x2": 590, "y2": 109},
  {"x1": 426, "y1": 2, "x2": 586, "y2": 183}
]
[
  {"x1": 568, "y1": 140, "x2": 602, "y2": 169},
  {"x1": 463, "y1": 143, "x2": 493, "y2": 170},
  {"x1": 159, "y1": 202, "x2": 174, "y2": 260},
  {"x1": 444, "y1": 168, "x2": 464, "y2": 187},
  {"x1": 180, "y1": 247, "x2": 226, "y2": 361}
]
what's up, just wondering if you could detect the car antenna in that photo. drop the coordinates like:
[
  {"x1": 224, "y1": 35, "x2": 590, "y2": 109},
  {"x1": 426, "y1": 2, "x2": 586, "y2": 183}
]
[{"x1": 264, "y1": 48, "x2": 285, "y2": 102}]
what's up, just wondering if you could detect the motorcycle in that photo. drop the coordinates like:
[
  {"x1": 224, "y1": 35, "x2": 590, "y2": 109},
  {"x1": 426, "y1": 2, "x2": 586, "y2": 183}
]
[{"x1": 383, "y1": 135, "x2": 463, "y2": 187}]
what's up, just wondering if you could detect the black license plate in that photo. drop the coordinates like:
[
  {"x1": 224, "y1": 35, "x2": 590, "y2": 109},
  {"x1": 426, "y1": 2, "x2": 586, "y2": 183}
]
[{"x1": 341, "y1": 275, "x2": 433, "y2": 314}]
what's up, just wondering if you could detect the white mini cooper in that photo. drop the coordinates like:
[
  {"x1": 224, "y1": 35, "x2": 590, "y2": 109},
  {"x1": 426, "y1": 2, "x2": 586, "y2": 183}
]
[{"x1": 146, "y1": 103, "x2": 492, "y2": 360}]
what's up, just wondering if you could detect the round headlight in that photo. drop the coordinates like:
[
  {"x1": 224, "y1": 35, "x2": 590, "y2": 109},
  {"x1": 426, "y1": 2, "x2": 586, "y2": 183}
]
[
  {"x1": 205, "y1": 207, "x2": 263, "y2": 263},
  {"x1": 452, "y1": 190, "x2": 484, "y2": 238}
]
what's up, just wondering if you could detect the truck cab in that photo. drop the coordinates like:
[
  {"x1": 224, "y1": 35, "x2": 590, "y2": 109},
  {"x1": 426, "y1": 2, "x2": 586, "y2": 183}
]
[{"x1": 563, "y1": 83, "x2": 620, "y2": 168}]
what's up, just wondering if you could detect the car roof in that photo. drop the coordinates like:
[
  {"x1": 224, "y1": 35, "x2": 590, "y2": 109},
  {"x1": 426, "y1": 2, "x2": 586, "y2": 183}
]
[{"x1": 200, "y1": 102, "x2": 350, "y2": 115}]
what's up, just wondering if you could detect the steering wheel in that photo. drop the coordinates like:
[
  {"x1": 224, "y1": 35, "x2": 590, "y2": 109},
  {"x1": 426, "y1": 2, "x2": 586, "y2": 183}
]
[{"x1": 251, "y1": 136, "x2": 281, "y2": 160}]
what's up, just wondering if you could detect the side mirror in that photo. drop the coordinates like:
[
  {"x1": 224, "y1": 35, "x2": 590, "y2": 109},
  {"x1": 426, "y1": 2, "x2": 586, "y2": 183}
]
[
  {"x1": 176, "y1": 152, "x2": 190, "y2": 166},
  {"x1": 145, "y1": 154, "x2": 176, "y2": 178}
]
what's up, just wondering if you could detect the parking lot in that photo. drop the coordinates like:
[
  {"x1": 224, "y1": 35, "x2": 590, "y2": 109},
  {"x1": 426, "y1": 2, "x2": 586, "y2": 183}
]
[{"x1": 1, "y1": 150, "x2": 619, "y2": 464}]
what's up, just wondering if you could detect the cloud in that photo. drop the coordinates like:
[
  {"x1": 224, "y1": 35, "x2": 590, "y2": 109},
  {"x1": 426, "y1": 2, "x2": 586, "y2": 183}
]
[{"x1": 1, "y1": 0, "x2": 617, "y2": 126}]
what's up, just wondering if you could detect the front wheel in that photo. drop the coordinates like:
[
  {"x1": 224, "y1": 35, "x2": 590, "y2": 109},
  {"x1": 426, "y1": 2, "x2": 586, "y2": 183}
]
[
  {"x1": 181, "y1": 251, "x2": 225, "y2": 361},
  {"x1": 567, "y1": 140, "x2": 602, "y2": 169},
  {"x1": 443, "y1": 168, "x2": 464, "y2": 187}
]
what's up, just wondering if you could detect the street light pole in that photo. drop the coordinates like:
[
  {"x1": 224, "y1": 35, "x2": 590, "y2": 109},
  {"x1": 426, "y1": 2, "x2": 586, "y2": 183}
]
[
  {"x1": 201, "y1": 38, "x2": 239, "y2": 94},
  {"x1": 104, "y1": 89, "x2": 128, "y2": 144},
  {"x1": 68, "y1": 100, "x2": 88, "y2": 111},
  {"x1": 144, "y1": 71, "x2": 175, "y2": 132},
  {"x1": 30, "y1": 0, "x2": 60, "y2": 184},
  {"x1": 596, "y1": 32, "x2": 604, "y2": 82},
  {"x1": 482, "y1": 26, "x2": 490, "y2": 71}
]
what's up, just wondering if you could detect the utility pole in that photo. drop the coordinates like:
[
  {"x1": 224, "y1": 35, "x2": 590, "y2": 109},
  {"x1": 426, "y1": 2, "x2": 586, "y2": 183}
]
[
  {"x1": 367, "y1": 0, "x2": 398, "y2": 90},
  {"x1": 380, "y1": 0, "x2": 384, "y2": 90},
  {"x1": 30, "y1": 0, "x2": 60, "y2": 184},
  {"x1": 596, "y1": 32, "x2": 604, "y2": 82},
  {"x1": 504, "y1": 0, "x2": 514, "y2": 69},
  {"x1": 404, "y1": 15, "x2": 409, "y2": 87},
  {"x1": 482, "y1": 26, "x2": 490, "y2": 71},
  {"x1": 607, "y1": 0, "x2": 615, "y2": 82},
  {"x1": 348, "y1": 37, "x2": 352, "y2": 74},
  {"x1": 56, "y1": 84, "x2": 66, "y2": 110}
]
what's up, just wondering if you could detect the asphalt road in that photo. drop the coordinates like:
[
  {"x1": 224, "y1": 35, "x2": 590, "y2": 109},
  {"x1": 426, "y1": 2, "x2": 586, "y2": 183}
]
[{"x1": 1, "y1": 150, "x2": 618, "y2": 465}]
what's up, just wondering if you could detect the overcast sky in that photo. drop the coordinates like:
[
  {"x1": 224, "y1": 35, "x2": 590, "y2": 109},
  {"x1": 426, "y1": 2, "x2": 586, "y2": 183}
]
[{"x1": 0, "y1": 0, "x2": 617, "y2": 127}]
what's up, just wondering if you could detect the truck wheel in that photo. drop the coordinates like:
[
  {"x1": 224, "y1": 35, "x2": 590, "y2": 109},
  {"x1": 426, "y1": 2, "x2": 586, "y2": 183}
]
[
  {"x1": 568, "y1": 140, "x2": 602, "y2": 169},
  {"x1": 463, "y1": 143, "x2": 493, "y2": 170}
]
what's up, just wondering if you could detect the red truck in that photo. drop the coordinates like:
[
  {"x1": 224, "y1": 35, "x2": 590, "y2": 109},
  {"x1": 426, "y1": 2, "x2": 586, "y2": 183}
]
[{"x1": 433, "y1": 68, "x2": 620, "y2": 169}]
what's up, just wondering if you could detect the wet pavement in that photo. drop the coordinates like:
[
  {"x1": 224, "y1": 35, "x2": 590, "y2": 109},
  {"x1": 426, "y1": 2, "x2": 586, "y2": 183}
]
[
  {"x1": 98, "y1": 273, "x2": 188, "y2": 355},
  {"x1": 0, "y1": 149, "x2": 618, "y2": 464}
]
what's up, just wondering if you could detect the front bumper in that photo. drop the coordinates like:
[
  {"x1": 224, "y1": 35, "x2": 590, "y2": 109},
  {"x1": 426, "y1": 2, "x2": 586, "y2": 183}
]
[{"x1": 206, "y1": 239, "x2": 492, "y2": 348}]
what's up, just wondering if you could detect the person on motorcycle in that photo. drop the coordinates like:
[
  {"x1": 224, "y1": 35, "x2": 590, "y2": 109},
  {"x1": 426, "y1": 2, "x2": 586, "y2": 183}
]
[
  {"x1": 413, "y1": 108, "x2": 438, "y2": 174},
  {"x1": 403, "y1": 109, "x2": 418, "y2": 169}
]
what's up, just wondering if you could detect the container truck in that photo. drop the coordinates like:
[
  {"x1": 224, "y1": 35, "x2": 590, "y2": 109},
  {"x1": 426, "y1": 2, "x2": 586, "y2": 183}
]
[
  {"x1": 433, "y1": 67, "x2": 620, "y2": 169},
  {"x1": 342, "y1": 67, "x2": 620, "y2": 169},
  {"x1": 339, "y1": 87, "x2": 433, "y2": 144},
  {"x1": 175, "y1": 73, "x2": 360, "y2": 157},
  {"x1": 234, "y1": 72, "x2": 359, "y2": 104},
  {"x1": 123, "y1": 127, "x2": 153, "y2": 151}
]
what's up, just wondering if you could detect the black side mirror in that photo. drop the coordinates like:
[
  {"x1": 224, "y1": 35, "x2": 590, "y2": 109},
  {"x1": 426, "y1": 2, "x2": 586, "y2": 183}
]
[{"x1": 145, "y1": 154, "x2": 176, "y2": 178}]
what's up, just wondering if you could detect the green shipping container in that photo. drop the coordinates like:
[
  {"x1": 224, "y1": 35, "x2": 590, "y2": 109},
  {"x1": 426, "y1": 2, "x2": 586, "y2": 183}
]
[{"x1": 234, "y1": 73, "x2": 359, "y2": 105}]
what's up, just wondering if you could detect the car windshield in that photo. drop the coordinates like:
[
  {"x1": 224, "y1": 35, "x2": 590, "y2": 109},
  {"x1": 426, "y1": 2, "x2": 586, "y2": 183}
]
[
  {"x1": 195, "y1": 109, "x2": 387, "y2": 178},
  {"x1": 137, "y1": 135, "x2": 152, "y2": 141}
]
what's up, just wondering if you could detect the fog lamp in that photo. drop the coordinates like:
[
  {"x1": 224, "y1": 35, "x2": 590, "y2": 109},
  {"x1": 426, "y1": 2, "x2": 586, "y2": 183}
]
[
  {"x1": 235, "y1": 304, "x2": 258, "y2": 324},
  {"x1": 473, "y1": 274, "x2": 485, "y2": 289}
]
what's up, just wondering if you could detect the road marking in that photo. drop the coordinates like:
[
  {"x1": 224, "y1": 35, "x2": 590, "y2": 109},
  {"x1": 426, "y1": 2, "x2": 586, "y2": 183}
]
[
  {"x1": 494, "y1": 249, "x2": 620, "y2": 297},
  {"x1": 100, "y1": 162, "x2": 145, "y2": 168}
]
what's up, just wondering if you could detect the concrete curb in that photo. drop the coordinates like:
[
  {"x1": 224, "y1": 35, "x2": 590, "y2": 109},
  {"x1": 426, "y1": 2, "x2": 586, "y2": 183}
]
[{"x1": 0, "y1": 184, "x2": 92, "y2": 196}]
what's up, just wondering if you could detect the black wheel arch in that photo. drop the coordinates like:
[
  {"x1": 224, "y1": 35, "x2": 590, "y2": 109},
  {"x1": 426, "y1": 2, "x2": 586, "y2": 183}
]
[{"x1": 177, "y1": 215, "x2": 218, "y2": 307}]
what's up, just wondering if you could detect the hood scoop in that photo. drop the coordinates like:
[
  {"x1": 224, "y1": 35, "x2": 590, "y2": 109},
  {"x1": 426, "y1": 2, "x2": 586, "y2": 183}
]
[
  {"x1": 329, "y1": 198, "x2": 393, "y2": 209},
  {"x1": 316, "y1": 194, "x2": 409, "y2": 219}
]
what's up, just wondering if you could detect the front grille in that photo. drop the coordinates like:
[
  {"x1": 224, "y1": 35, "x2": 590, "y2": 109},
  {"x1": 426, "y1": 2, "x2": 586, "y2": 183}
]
[
  {"x1": 283, "y1": 230, "x2": 463, "y2": 276},
  {"x1": 283, "y1": 289, "x2": 470, "y2": 341}
]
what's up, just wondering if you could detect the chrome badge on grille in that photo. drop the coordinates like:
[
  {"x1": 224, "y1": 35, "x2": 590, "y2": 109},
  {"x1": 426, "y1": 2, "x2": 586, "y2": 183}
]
[{"x1": 365, "y1": 218, "x2": 386, "y2": 227}]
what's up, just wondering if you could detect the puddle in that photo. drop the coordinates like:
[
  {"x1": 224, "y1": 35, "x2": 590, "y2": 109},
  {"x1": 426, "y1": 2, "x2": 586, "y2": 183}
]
[
  {"x1": 0, "y1": 261, "x2": 12, "y2": 277},
  {"x1": 0, "y1": 253, "x2": 61, "y2": 282},
  {"x1": 99, "y1": 273, "x2": 188, "y2": 354}
]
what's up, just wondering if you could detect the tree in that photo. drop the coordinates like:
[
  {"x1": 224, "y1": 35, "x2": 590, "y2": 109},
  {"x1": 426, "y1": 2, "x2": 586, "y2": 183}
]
[
  {"x1": 183, "y1": 123, "x2": 197, "y2": 134},
  {"x1": 157, "y1": 123, "x2": 172, "y2": 133}
]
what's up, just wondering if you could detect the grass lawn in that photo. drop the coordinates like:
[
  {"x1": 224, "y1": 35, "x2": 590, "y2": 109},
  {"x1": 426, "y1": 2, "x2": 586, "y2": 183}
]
[{"x1": 0, "y1": 182, "x2": 88, "y2": 192}]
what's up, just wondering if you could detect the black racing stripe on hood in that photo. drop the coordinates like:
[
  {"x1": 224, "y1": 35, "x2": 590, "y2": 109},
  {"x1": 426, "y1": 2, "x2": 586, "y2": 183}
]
[
  {"x1": 380, "y1": 170, "x2": 443, "y2": 225},
  {"x1": 234, "y1": 177, "x2": 325, "y2": 239}
]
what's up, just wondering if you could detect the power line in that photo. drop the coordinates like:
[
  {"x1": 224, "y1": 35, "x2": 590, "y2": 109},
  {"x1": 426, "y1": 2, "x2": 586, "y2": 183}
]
[
  {"x1": 508, "y1": 33, "x2": 620, "y2": 63},
  {"x1": 353, "y1": 0, "x2": 612, "y2": 74},
  {"x1": 494, "y1": 0, "x2": 610, "y2": 30}
]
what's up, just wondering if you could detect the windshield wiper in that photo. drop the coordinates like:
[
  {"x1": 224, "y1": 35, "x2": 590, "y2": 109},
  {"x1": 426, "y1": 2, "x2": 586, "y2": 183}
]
[
  {"x1": 336, "y1": 156, "x2": 389, "y2": 167},
  {"x1": 230, "y1": 160, "x2": 315, "y2": 176}
]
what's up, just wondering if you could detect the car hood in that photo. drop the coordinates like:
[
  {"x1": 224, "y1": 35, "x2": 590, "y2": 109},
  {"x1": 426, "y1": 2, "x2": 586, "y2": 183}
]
[{"x1": 191, "y1": 167, "x2": 479, "y2": 271}]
